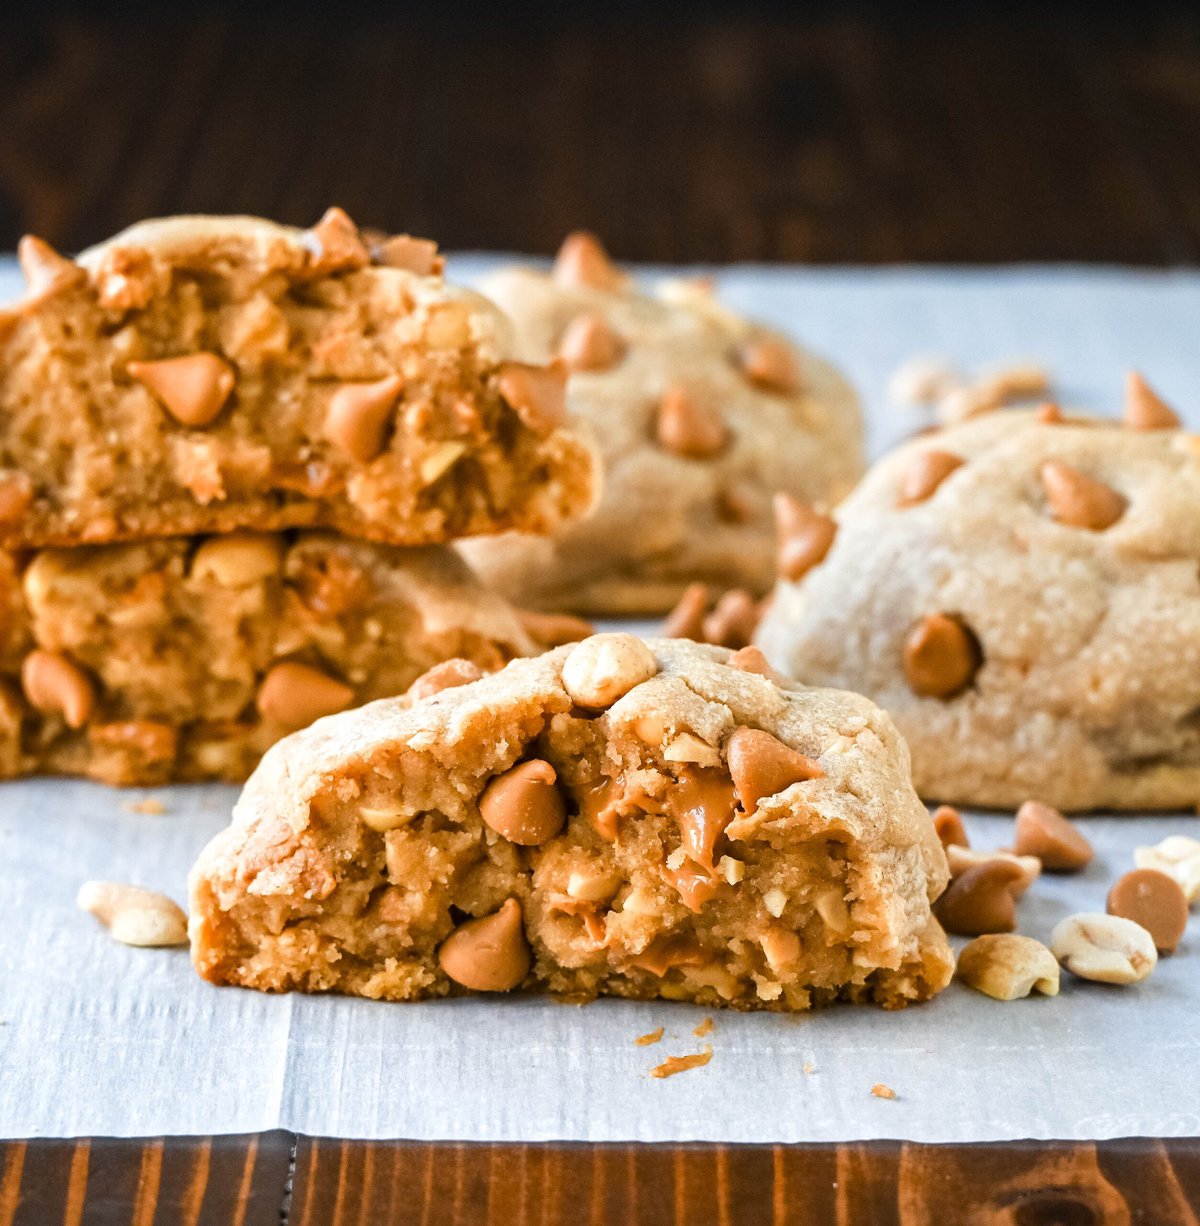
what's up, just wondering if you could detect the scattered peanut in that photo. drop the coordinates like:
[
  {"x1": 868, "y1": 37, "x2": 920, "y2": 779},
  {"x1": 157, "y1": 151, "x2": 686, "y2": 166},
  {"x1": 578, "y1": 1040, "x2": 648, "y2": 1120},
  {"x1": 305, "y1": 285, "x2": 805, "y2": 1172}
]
[
  {"x1": 1051, "y1": 913, "x2": 1157, "y2": 985},
  {"x1": 1133, "y1": 835, "x2": 1200, "y2": 903},
  {"x1": 77, "y1": 881, "x2": 188, "y2": 947},
  {"x1": 956, "y1": 934, "x2": 1060, "y2": 1001}
]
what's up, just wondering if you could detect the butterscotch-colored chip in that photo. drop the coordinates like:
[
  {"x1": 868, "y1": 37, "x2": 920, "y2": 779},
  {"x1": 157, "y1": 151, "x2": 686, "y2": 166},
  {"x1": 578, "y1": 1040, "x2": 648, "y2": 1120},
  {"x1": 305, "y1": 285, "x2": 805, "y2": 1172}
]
[
  {"x1": 496, "y1": 361, "x2": 567, "y2": 431},
  {"x1": 324, "y1": 375, "x2": 404, "y2": 462},
  {"x1": 773, "y1": 494, "x2": 836, "y2": 582},
  {"x1": 405, "y1": 658, "x2": 486, "y2": 703},
  {"x1": 21, "y1": 650, "x2": 95, "y2": 729},
  {"x1": 190, "y1": 533, "x2": 283, "y2": 588},
  {"x1": 256, "y1": 662, "x2": 353, "y2": 729},
  {"x1": 903, "y1": 613, "x2": 981, "y2": 699},
  {"x1": 934, "y1": 859, "x2": 1023, "y2": 936},
  {"x1": 479, "y1": 759, "x2": 567, "y2": 846},
  {"x1": 301, "y1": 206, "x2": 370, "y2": 277},
  {"x1": 1107, "y1": 868, "x2": 1188, "y2": 954},
  {"x1": 18, "y1": 235, "x2": 84, "y2": 299},
  {"x1": 727, "y1": 645, "x2": 777, "y2": 679},
  {"x1": 437, "y1": 898, "x2": 531, "y2": 991},
  {"x1": 128, "y1": 353, "x2": 236, "y2": 427},
  {"x1": 552, "y1": 232, "x2": 626, "y2": 291},
  {"x1": 1013, "y1": 800, "x2": 1092, "y2": 871},
  {"x1": 1036, "y1": 401, "x2": 1065, "y2": 425},
  {"x1": 1124, "y1": 371, "x2": 1180, "y2": 431},
  {"x1": 726, "y1": 726, "x2": 822, "y2": 812},
  {"x1": 933, "y1": 804, "x2": 969, "y2": 849},
  {"x1": 896, "y1": 450, "x2": 964, "y2": 507},
  {"x1": 661, "y1": 582, "x2": 709, "y2": 640},
  {"x1": 0, "y1": 472, "x2": 34, "y2": 523},
  {"x1": 1051, "y1": 912, "x2": 1157, "y2": 985},
  {"x1": 561, "y1": 633, "x2": 658, "y2": 708},
  {"x1": 956, "y1": 934, "x2": 1060, "y2": 1001},
  {"x1": 737, "y1": 336, "x2": 801, "y2": 394},
  {"x1": 517, "y1": 608, "x2": 595, "y2": 648},
  {"x1": 701, "y1": 589, "x2": 760, "y2": 649},
  {"x1": 656, "y1": 386, "x2": 727, "y2": 459},
  {"x1": 558, "y1": 313, "x2": 624, "y2": 371},
  {"x1": 1040, "y1": 461, "x2": 1126, "y2": 530}
]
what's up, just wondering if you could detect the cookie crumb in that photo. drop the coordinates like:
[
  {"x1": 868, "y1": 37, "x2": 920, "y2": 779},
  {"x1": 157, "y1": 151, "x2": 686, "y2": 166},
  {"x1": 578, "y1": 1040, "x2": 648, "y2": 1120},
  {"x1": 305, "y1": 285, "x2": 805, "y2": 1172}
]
[
  {"x1": 802, "y1": 1062, "x2": 816, "y2": 1074},
  {"x1": 634, "y1": 1026, "x2": 664, "y2": 1047},
  {"x1": 123, "y1": 797, "x2": 166, "y2": 815},
  {"x1": 650, "y1": 1047, "x2": 713, "y2": 1079},
  {"x1": 693, "y1": 1016, "x2": 714, "y2": 1038},
  {"x1": 871, "y1": 1083, "x2": 897, "y2": 1100}
]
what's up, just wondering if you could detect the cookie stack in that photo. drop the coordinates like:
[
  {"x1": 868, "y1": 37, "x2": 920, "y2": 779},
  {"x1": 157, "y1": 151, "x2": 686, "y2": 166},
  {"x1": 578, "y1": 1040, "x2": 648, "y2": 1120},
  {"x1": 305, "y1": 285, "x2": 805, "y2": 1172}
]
[{"x1": 0, "y1": 208, "x2": 597, "y2": 784}]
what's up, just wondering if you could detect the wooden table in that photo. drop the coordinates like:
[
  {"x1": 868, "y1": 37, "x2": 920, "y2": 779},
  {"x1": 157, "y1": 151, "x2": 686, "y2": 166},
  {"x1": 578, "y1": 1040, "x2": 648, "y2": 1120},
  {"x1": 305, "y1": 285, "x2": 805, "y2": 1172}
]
[{"x1": 2, "y1": 3, "x2": 1199, "y2": 1220}]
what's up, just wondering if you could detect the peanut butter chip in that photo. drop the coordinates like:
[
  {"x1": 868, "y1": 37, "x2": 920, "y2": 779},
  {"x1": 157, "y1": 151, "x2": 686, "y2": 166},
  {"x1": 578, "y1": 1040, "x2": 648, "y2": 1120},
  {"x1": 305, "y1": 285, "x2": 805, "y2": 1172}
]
[
  {"x1": 553, "y1": 232, "x2": 625, "y2": 291},
  {"x1": 1123, "y1": 371, "x2": 1180, "y2": 430},
  {"x1": 256, "y1": 662, "x2": 353, "y2": 730},
  {"x1": 933, "y1": 805, "x2": 969, "y2": 849},
  {"x1": 325, "y1": 375, "x2": 404, "y2": 462},
  {"x1": 1036, "y1": 402, "x2": 1065, "y2": 425},
  {"x1": 561, "y1": 633, "x2": 658, "y2": 708},
  {"x1": 1040, "y1": 461, "x2": 1126, "y2": 530},
  {"x1": 302, "y1": 206, "x2": 370, "y2": 277},
  {"x1": 897, "y1": 450, "x2": 965, "y2": 507},
  {"x1": 727, "y1": 726, "x2": 823, "y2": 813},
  {"x1": 773, "y1": 494, "x2": 837, "y2": 582},
  {"x1": 558, "y1": 313, "x2": 624, "y2": 371},
  {"x1": 935, "y1": 860, "x2": 1024, "y2": 936},
  {"x1": 701, "y1": 589, "x2": 760, "y2": 649},
  {"x1": 479, "y1": 759, "x2": 567, "y2": 846},
  {"x1": 497, "y1": 361, "x2": 567, "y2": 431},
  {"x1": 371, "y1": 233, "x2": 444, "y2": 276},
  {"x1": 0, "y1": 472, "x2": 34, "y2": 524},
  {"x1": 21, "y1": 650, "x2": 95, "y2": 729},
  {"x1": 656, "y1": 386, "x2": 727, "y2": 459},
  {"x1": 405, "y1": 658, "x2": 485, "y2": 703},
  {"x1": 437, "y1": 899, "x2": 531, "y2": 992},
  {"x1": 903, "y1": 613, "x2": 982, "y2": 699},
  {"x1": 1012, "y1": 800, "x2": 1092, "y2": 871},
  {"x1": 728, "y1": 645, "x2": 776, "y2": 678},
  {"x1": 517, "y1": 609, "x2": 595, "y2": 648},
  {"x1": 1106, "y1": 869, "x2": 1188, "y2": 954},
  {"x1": 18, "y1": 235, "x2": 84, "y2": 299},
  {"x1": 661, "y1": 582, "x2": 709, "y2": 639},
  {"x1": 737, "y1": 336, "x2": 802, "y2": 394},
  {"x1": 128, "y1": 353, "x2": 235, "y2": 427}
]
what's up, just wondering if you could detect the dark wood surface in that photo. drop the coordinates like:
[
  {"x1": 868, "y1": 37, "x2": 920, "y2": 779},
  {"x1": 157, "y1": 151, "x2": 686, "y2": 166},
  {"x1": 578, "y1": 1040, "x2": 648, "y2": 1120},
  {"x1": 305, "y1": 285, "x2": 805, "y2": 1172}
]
[
  {"x1": 2, "y1": 1135, "x2": 1200, "y2": 1224},
  {"x1": 2, "y1": 2, "x2": 1200, "y2": 263}
]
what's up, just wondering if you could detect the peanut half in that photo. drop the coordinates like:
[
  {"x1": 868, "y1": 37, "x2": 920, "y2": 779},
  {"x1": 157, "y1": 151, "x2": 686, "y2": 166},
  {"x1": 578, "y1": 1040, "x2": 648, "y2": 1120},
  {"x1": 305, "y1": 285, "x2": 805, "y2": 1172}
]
[
  {"x1": 956, "y1": 934, "x2": 1060, "y2": 1001},
  {"x1": 77, "y1": 881, "x2": 188, "y2": 947}
]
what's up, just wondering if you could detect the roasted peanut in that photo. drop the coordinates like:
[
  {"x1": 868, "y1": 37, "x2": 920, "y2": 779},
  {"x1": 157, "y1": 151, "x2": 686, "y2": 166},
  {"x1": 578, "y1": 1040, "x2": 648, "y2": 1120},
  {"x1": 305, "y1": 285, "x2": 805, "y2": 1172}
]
[
  {"x1": 77, "y1": 881, "x2": 188, "y2": 947},
  {"x1": 956, "y1": 934, "x2": 1060, "y2": 1001},
  {"x1": 1051, "y1": 913, "x2": 1157, "y2": 985},
  {"x1": 21, "y1": 650, "x2": 95, "y2": 728},
  {"x1": 561, "y1": 634, "x2": 658, "y2": 708},
  {"x1": 1134, "y1": 835, "x2": 1200, "y2": 903}
]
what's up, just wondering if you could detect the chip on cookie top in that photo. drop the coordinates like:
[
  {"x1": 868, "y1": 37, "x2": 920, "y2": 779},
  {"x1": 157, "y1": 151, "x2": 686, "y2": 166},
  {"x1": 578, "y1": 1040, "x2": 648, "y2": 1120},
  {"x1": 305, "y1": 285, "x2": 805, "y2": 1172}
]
[
  {"x1": 756, "y1": 381, "x2": 1200, "y2": 810},
  {"x1": 458, "y1": 233, "x2": 863, "y2": 615}
]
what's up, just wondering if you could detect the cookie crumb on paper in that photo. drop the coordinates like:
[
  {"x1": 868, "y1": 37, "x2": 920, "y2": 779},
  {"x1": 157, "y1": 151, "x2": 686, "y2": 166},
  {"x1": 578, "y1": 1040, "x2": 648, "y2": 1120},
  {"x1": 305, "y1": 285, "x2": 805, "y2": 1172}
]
[
  {"x1": 634, "y1": 1027, "x2": 664, "y2": 1047},
  {"x1": 650, "y1": 1047, "x2": 713, "y2": 1080}
]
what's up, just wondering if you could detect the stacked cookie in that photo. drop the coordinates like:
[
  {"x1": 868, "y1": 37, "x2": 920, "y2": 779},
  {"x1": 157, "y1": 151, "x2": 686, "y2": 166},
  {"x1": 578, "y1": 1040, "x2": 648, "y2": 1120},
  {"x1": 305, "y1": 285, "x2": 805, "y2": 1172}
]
[{"x1": 0, "y1": 209, "x2": 597, "y2": 783}]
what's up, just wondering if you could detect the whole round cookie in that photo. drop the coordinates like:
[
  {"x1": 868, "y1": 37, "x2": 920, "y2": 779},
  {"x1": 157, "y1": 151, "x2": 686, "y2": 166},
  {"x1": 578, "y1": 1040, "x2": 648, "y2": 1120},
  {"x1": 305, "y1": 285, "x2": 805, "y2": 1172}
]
[
  {"x1": 458, "y1": 234, "x2": 863, "y2": 615},
  {"x1": 755, "y1": 380, "x2": 1200, "y2": 811}
]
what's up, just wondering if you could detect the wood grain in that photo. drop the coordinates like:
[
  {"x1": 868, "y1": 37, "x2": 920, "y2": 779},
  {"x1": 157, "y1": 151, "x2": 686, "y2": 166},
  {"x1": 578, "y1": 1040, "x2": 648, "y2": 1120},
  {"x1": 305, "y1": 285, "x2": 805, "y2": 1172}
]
[
  {"x1": 2, "y1": 4, "x2": 1200, "y2": 262},
  {"x1": 0, "y1": 1137, "x2": 1196, "y2": 1224}
]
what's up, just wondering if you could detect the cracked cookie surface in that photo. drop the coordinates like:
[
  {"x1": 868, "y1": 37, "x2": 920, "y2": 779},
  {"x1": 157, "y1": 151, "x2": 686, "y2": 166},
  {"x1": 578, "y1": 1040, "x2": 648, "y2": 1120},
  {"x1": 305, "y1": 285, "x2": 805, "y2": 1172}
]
[
  {"x1": 189, "y1": 636, "x2": 952, "y2": 1011},
  {"x1": 0, "y1": 211, "x2": 597, "y2": 548},
  {"x1": 458, "y1": 236, "x2": 862, "y2": 615},
  {"x1": 756, "y1": 404, "x2": 1200, "y2": 810}
]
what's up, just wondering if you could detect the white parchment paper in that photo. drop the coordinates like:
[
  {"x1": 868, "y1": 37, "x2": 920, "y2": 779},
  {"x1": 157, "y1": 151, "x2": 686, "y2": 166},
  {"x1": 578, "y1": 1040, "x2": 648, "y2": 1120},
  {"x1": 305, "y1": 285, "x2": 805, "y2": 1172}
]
[{"x1": 0, "y1": 259, "x2": 1198, "y2": 1142}]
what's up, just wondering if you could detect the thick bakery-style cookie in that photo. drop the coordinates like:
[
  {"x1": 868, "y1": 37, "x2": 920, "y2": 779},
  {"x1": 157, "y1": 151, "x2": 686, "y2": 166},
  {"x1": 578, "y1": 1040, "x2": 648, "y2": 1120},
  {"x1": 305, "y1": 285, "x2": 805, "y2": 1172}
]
[
  {"x1": 0, "y1": 533, "x2": 533, "y2": 784},
  {"x1": 190, "y1": 635, "x2": 952, "y2": 1011},
  {"x1": 0, "y1": 211, "x2": 596, "y2": 548},
  {"x1": 756, "y1": 384, "x2": 1200, "y2": 810},
  {"x1": 458, "y1": 235, "x2": 863, "y2": 615}
]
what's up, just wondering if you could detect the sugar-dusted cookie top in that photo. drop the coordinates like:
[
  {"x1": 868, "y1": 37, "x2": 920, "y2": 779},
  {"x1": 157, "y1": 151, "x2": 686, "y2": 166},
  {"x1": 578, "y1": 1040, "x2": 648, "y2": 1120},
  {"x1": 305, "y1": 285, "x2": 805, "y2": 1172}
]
[
  {"x1": 191, "y1": 635, "x2": 951, "y2": 1010},
  {"x1": 757, "y1": 380, "x2": 1200, "y2": 810},
  {"x1": 459, "y1": 234, "x2": 862, "y2": 615},
  {"x1": 0, "y1": 210, "x2": 597, "y2": 548}
]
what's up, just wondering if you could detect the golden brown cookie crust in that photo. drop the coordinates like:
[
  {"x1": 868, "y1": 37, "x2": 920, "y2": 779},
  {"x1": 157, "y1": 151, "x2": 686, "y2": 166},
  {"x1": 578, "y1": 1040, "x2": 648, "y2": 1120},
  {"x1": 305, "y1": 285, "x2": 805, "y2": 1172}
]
[
  {"x1": 0, "y1": 533, "x2": 534, "y2": 784},
  {"x1": 0, "y1": 212, "x2": 597, "y2": 548},
  {"x1": 458, "y1": 260, "x2": 862, "y2": 615},
  {"x1": 189, "y1": 636, "x2": 951, "y2": 1011},
  {"x1": 757, "y1": 408, "x2": 1200, "y2": 810}
]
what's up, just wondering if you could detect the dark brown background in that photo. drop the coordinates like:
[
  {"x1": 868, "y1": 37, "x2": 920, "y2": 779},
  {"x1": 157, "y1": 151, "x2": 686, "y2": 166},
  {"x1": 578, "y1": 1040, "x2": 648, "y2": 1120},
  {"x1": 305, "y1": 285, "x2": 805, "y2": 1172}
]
[{"x1": 3, "y1": 0, "x2": 1200, "y2": 263}]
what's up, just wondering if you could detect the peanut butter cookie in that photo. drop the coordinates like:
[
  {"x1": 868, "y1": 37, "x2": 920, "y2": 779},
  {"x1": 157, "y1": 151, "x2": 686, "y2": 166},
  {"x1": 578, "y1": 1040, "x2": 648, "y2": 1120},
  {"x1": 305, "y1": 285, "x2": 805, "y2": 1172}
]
[
  {"x1": 0, "y1": 211, "x2": 597, "y2": 548},
  {"x1": 0, "y1": 533, "x2": 534, "y2": 784},
  {"x1": 458, "y1": 235, "x2": 862, "y2": 615},
  {"x1": 190, "y1": 635, "x2": 952, "y2": 1010},
  {"x1": 756, "y1": 388, "x2": 1200, "y2": 810}
]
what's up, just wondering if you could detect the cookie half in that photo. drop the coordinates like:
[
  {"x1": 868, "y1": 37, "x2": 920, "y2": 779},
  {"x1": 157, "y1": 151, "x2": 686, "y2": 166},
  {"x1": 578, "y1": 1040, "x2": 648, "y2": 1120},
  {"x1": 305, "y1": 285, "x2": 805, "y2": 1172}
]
[
  {"x1": 756, "y1": 392, "x2": 1200, "y2": 810},
  {"x1": 458, "y1": 234, "x2": 862, "y2": 615},
  {"x1": 0, "y1": 211, "x2": 597, "y2": 548},
  {"x1": 0, "y1": 534, "x2": 534, "y2": 784},
  {"x1": 190, "y1": 635, "x2": 952, "y2": 1011}
]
